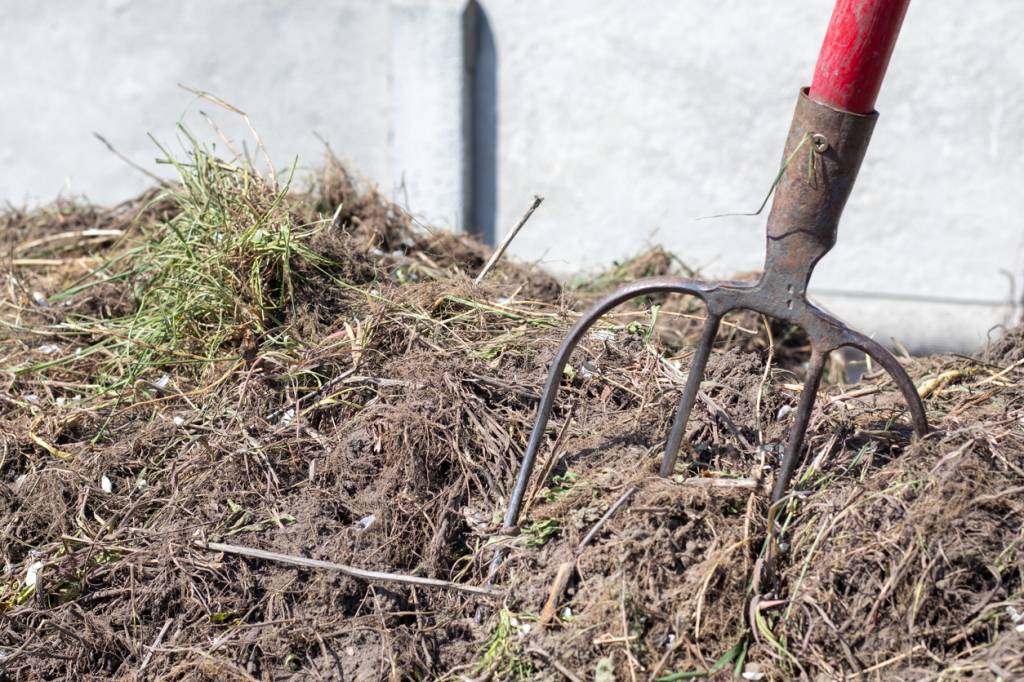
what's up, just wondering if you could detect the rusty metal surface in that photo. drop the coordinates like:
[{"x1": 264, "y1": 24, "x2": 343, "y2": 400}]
[{"x1": 494, "y1": 89, "x2": 929, "y2": 571}]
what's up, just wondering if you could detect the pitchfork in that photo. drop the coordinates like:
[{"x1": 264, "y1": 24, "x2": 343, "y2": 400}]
[{"x1": 495, "y1": 0, "x2": 928, "y2": 565}]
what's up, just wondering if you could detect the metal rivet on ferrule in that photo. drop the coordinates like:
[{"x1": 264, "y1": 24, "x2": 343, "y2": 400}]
[{"x1": 811, "y1": 133, "x2": 829, "y2": 153}]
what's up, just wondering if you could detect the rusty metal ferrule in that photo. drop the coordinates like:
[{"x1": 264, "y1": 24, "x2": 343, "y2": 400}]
[{"x1": 762, "y1": 87, "x2": 877, "y2": 289}]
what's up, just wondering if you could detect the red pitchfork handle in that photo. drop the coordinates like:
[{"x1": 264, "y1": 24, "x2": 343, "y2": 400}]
[{"x1": 810, "y1": 0, "x2": 910, "y2": 114}]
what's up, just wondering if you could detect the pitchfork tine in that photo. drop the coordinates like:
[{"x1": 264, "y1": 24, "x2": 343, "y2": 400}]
[
  {"x1": 770, "y1": 349, "x2": 827, "y2": 504},
  {"x1": 659, "y1": 313, "x2": 722, "y2": 476},
  {"x1": 842, "y1": 331, "x2": 929, "y2": 437},
  {"x1": 486, "y1": 278, "x2": 716, "y2": 580}
]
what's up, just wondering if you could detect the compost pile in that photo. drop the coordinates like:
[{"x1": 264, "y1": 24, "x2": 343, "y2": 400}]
[{"x1": 1, "y1": 149, "x2": 1021, "y2": 681}]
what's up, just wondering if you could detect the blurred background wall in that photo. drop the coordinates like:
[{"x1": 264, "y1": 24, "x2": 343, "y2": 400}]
[{"x1": 2, "y1": 0, "x2": 1021, "y2": 351}]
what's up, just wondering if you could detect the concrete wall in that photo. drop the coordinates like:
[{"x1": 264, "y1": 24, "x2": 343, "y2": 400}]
[
  {"x1": 0, "y1": 0, "x2": 393, "y2": 203},
  {"x1": 2, "y1": 0, "x2": 1021, "y2": 351}
]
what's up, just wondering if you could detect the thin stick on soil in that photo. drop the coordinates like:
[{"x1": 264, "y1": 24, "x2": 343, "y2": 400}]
[
  {"x1": 197, "y1": 541, "x2": 499, "y2": 597},
  {"x1": 526, "y1": 646, "x2": 585, "y2": 682},
  {"x1": 16, "y1": 229, "x2": 125, "y2": 255},
  {"x1": 11, "y1": 258, "x2": 65, "y2": 267},
  {"x1": 620, "y1": 571, "x2": 639, "y2": 682},
  {"x1": 264, "y1": 367, "x2": 356, "y2": 423},
  {"x1": 648, "y1": 628, "x2": 688, "y2": 680},
  {"x1": 537, "y1": 484, "x2": 638, "y2": 630},
  {"x1": 475, "y1": 195, "x2": 543, "y2": 284},
  {"x1": 675, "y1": 476, "x2": 759, "y2": 490},
  {"x1": 539, "y1": 561, "x2": 575, "y2": 627},
  {"x1": 138, "y1": 617, "x2": 173, "y2": 673},
  {"x1": 578, "y1": 484, "x2": 638, "y2": 550},
  {"x1": 522, "y1": 413, "x2": 576, "y2": 519}
]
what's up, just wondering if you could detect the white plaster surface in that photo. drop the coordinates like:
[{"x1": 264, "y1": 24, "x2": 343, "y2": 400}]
[
  {"x1": 1, "y1": 1, "x2": 1021, "y2": 351},
  {"x1": 0, "y1": 0, "x2": 394, "y2": 202}
]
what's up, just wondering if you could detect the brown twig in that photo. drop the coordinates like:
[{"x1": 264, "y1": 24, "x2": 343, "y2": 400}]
[
  {"x1": 138, "y1": 618, "x2": 173, "y2": 673},
  {"x1": 475, "y1": 195, "x2": 543, "y2": 283},
  {"x1": 535, "y1": 484, "x2": 638, "y2": 631},
  {"x1": 16, "y1": 229, "x2": 125, "y2": 255},
  {"x1": 10, "y1": 258, "x2": 66, "y2": 267},
  {"x1": 538, "y1": 561, "x2": 575, "y2": 627},
  {"x1": 578, "y1": 484, "x2": 638, "y2": 550},
  {"x1": 522, "y1": 412, "x2": 576, "y2": 519},
  {"x1": 526, "y1": 646, "x2": 584, "y2": 682},
  {"x1": 674, "y1": 476, "x2": 759, "y2": 490},
  {"x1": 620, "y1": 571, "x2": 639, "y2": 682},
  {"x1": 196, "y1": 541, "x2": 498, "y2": 597}
]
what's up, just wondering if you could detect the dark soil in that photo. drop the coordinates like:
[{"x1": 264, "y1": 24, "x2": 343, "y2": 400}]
[{"x1": 0, "y1": 159, "x2": 1021, "y2": 681}]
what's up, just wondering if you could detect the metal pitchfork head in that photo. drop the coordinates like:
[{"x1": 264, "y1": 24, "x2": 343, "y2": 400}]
[{"x1": 496, "y1": 89, "x2": 929, "y2": 566}]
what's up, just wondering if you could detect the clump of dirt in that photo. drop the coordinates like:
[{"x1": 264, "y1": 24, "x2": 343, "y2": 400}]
[
  {"x1": 0, "y1": 150, "x2": 1021, "y2": 681},
  {"x1": 984, "y1": 324, "x2": 1024, "y2": 366}
]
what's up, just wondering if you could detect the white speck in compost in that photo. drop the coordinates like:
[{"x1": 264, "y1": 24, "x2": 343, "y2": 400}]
[{"x1": 24, "y1": 562, "x2": 43, "y2": 588}]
